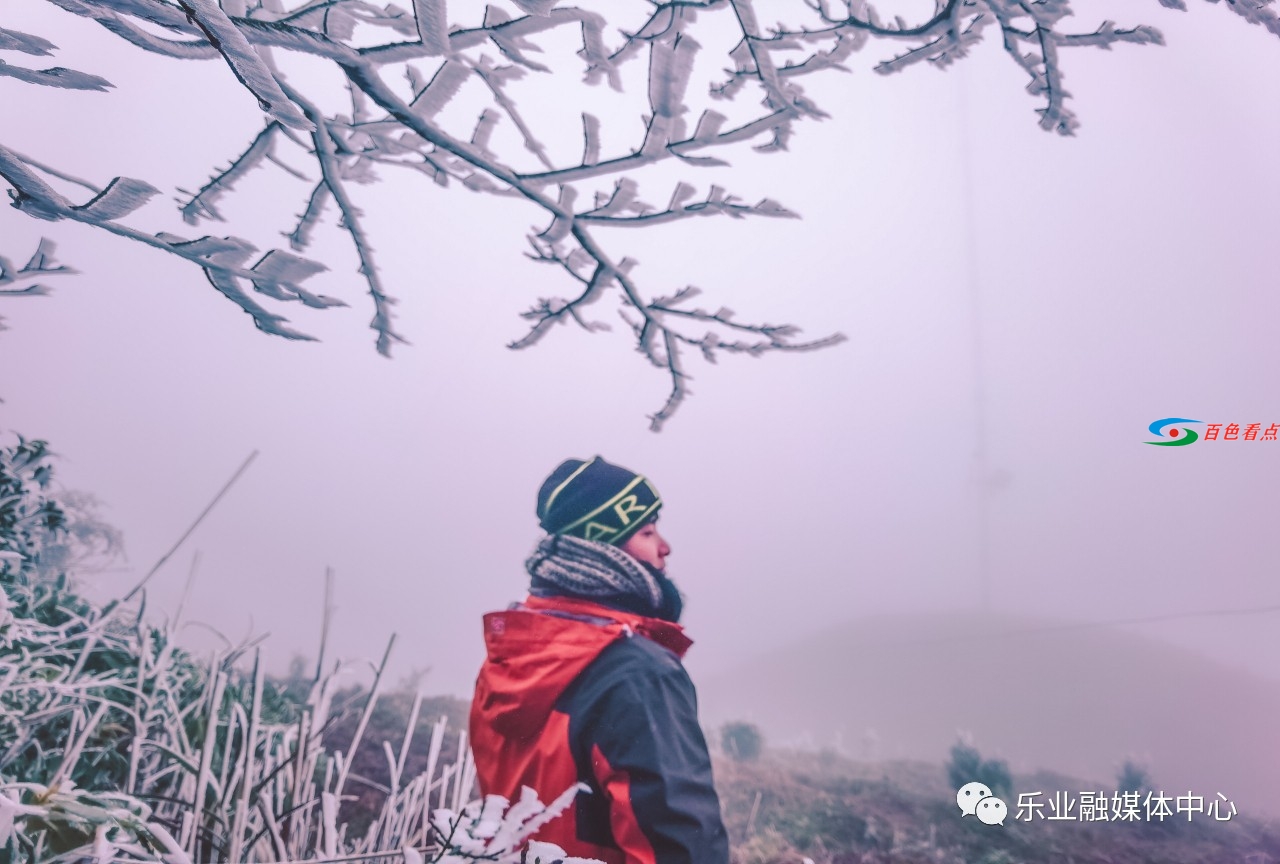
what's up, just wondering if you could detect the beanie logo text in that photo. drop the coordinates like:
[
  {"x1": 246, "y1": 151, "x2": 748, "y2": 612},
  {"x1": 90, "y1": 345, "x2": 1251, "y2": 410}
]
[
  {"x1": 537, "y1": 456, "x2": 663, "y2": 546},
  {"x1": 613, "y1": 494, "x2": 650, "y2": 526},
  {"x1": 583, "y1": 522, "x2": 619, "y2": 543}
]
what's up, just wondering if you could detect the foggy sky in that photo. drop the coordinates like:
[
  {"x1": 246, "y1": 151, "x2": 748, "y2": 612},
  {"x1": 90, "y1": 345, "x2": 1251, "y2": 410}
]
[{"x1": 2, "y1": 0, "x2": 1279, "y2": 774}]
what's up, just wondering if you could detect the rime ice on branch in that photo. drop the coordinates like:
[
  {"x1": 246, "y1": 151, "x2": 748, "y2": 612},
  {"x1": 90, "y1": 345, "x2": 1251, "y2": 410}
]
[{"x1": 1, "y1": 1, "x2": 1275, "y2": 427}]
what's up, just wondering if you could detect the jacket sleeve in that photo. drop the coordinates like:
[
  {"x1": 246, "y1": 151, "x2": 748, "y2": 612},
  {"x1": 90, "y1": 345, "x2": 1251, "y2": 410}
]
[{"x1": 583, "y1": 661, "x2": 730, "y2": 864}]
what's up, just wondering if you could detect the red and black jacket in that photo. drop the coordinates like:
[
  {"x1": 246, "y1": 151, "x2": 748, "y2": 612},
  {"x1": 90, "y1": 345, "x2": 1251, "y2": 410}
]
[{"x1": 469, "y1": 594, "x2": 729, "y2": 864}]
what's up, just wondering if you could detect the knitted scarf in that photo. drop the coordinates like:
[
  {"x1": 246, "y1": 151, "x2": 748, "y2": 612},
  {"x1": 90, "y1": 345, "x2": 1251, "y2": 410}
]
[{"x1": 526, "y1": 534, "x2": 683, "y2": 622}]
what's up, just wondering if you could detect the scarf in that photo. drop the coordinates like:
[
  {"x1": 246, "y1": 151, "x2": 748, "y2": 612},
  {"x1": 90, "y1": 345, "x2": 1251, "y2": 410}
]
[{"x1": 526, "y1": 534, "x2": 684, "y2": 623}]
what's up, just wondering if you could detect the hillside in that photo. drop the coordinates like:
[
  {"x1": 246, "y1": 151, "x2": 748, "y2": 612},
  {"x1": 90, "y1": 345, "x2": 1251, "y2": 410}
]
[
  {"x1": 699, "y1": 611, "x2": 1280, "y2": 819},
  {"x1": 713, "y1": 750, "x2": 1280, "y2": 864}
]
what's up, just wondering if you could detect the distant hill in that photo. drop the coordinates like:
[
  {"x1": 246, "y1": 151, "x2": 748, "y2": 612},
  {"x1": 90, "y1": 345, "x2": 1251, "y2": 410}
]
[{"x1": 698, "y1": 612, "x2": 1280, "y2": 819}]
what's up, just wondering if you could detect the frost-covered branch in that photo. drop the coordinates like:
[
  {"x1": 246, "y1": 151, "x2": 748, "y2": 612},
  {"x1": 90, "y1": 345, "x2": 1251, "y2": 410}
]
[
  {"x1": 3, "y1": 0, "x2": 1275, "y2": 426},
  {"x1": 0, "y1": 240, "x2": 71, "y2": 332},
  {"x1": 179, "y1": 121, "x2": 287, "y2": 224},
  {"x1": 283, "y1": 82, "x2": 407, "y2": 354},
  {"x1": 0, "y1": 142, "x2": 341, "y2": 339}
]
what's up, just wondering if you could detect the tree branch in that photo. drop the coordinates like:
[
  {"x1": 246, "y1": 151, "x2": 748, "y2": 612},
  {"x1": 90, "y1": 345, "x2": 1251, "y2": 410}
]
[{"x1": 10, "y1": 0, "x2": 1271, "y2": 427}]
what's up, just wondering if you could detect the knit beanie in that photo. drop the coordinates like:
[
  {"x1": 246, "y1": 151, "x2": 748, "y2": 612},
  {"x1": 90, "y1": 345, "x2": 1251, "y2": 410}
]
[{"x1": 536, "y1": 456, "x2": 662, "y2": 546}]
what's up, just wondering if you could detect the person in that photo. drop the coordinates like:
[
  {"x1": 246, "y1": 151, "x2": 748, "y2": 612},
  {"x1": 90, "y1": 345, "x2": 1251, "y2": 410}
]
[{"x1": 469, "y1": 456, "x2": 730, "y2": 864}]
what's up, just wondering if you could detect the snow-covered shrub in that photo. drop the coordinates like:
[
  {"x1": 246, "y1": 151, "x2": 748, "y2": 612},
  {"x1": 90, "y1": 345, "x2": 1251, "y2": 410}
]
[{"x1": 0, "y1": 435, "x2": 600, "y2": 864}]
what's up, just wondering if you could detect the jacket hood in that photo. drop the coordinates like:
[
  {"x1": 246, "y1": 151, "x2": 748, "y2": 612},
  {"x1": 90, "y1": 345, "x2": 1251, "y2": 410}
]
[{"x1": 472, "y1": 595, "x2": 692, "y2": 740}]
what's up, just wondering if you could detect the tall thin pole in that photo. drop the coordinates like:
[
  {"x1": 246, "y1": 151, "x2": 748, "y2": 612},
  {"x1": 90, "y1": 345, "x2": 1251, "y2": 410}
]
[{"x1": 955, "y1": 68, "x2": 992, "y2": 612}]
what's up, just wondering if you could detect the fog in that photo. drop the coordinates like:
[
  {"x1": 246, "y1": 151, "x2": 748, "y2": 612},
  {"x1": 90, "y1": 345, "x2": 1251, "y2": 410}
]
[{"x1": 2, "y1": 0, "x2": 1278, "y2": 817}]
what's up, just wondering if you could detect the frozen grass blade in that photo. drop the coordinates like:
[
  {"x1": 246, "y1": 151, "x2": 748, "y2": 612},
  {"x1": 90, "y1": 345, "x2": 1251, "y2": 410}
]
[
  {"x1": 227, "y1": 649, "x2": 263, "y2": 864},
  {"x1": 334, "y1": 635, "x2": 395, "y2": 801}
]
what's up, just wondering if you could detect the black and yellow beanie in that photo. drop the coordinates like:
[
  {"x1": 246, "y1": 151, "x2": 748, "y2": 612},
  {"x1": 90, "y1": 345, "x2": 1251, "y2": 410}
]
[{"x1": 536, "y1": 456, "x2": 662, "y2": 545}]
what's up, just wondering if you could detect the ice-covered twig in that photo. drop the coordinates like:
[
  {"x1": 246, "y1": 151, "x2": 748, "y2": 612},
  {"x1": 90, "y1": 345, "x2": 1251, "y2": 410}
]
[{"x1": 0, "y1": 238, "x2": 73, "y2": 297}]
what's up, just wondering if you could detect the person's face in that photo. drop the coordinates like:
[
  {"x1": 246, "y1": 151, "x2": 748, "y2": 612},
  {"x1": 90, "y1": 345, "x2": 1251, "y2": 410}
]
[{"x1": 619, "y1": 520, "x2": 671, "y2": 571}]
